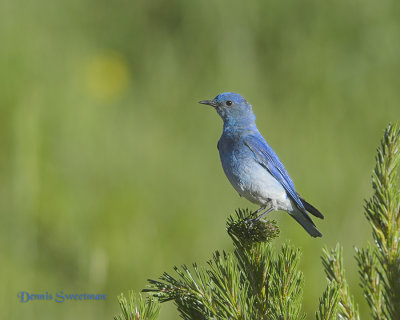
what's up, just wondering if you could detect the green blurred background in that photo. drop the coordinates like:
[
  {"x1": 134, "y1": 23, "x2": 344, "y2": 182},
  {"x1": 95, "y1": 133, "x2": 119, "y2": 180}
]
[{"x1": 1, "y1": 0, "x2": 399, "y2": 318}]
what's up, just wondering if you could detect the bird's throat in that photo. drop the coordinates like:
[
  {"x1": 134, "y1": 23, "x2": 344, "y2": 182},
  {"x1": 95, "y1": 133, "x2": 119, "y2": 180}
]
[{"x1": 223, "y1": 117, "x2": 257, "y2": 133}]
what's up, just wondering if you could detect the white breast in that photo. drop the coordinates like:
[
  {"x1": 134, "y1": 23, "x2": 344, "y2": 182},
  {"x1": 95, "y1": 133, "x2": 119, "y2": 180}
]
[
  {"x1": 239, "y1": 162, "x2": 289, "y2": 206},
  {"x1": 218, "y1": 134, "x2": 293, "y2": 212},
  {"x1": 221, "y1": 154, "x2": 288, "y2": 207}
]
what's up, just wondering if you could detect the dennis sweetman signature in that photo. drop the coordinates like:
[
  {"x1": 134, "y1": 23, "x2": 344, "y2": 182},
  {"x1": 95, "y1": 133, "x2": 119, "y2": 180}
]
[{"x1": 18, "y1": 291, "x2": 106, "y2": 303}]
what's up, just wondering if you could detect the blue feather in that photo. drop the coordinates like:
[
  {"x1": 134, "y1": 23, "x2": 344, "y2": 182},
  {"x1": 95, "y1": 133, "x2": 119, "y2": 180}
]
[{"x1": 244, "y1": 134, "x2": 306, "y2": 212}]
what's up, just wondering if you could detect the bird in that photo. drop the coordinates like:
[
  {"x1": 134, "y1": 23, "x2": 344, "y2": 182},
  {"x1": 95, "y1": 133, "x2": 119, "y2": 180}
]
[{"x1": 199, "y1": 92, "x2": 323, "y2": 237}]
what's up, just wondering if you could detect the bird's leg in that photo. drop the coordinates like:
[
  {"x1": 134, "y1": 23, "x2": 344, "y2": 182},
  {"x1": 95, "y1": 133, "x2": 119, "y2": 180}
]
[
  {"x1": 256, "y1": 206, "x2": 274, "y2": 221},
  {"x1": 252, "y1": 205, "x2": 266, "y2": 216},
  {"x1": 247, "y1": 204, "x2": 270, "y2": 230},
  {"x1": 256, "y1": 200, "x2": 277, "y2": 221}
]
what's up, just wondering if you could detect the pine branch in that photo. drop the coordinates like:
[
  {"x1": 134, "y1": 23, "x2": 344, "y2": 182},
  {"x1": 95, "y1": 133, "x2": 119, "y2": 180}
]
[
  {"x1": 145, "y1": 264, "x2": 216, "y2": 319},
  {"x1": 227, "y1": 208, "x2": 280, "y2": 248},
  {"x1": 268, "y1": 243, "x2": 305, "y2": 320},
  {"x1": 321, "y1": 245, "x2": 359, "y2": 320},
  {"x1": 355, "y1": 246, "x2": 384, "y2": 319},
  {"x1": 361, "y1": 123, "x2": 400, "y2": 319},
  {"x1": 114, "y1": 292, "x2": 160, "y2": 320},
  {"x1": 316, "y1": 281, "x2": 341, "y2": 320},
  {"x1": 227, "y1": 208, "x2": 279, "y2": 318},
  {"x1": 144, "y1": 209, "x2": 310, "y2": 320},
  {"x1": 206, "y1": 251, "x2": 254, "y2": 319}
]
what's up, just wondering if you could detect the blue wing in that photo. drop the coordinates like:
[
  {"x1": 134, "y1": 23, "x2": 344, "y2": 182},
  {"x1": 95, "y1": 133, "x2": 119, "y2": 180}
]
[{"x1": 244, "y1": 134, "x2": 306, "y2": 211}]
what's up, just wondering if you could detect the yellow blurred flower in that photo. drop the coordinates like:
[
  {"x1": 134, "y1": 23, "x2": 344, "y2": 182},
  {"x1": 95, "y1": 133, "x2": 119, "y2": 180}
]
[{"x1": 85, "y1": 52, "x2": 130, "y2": 101}]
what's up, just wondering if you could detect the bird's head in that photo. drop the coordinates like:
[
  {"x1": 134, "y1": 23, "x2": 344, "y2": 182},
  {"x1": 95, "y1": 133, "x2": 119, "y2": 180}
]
[{"x1": 199, "y1": 92, "x2": 256, "y2": 128}]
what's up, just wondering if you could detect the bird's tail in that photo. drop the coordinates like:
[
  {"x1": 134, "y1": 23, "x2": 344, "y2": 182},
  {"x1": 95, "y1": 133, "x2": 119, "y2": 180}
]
[
  {"x1": 297, "y1": 195, "x2": 324, "y2": 219},
  {"x1": 289, "y1": 208, "x2": 322, "y2": 238}
]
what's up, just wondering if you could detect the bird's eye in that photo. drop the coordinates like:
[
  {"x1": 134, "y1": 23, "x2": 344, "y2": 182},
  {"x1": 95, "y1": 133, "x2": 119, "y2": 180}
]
[{"x1": 226, "y1": 100, "x2": 232, "y2": 106}]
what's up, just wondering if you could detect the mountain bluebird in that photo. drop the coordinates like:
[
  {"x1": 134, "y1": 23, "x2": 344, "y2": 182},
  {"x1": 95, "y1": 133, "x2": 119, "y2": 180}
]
[{"x1": 199, "y1": 92, "x2": 323, "y2": 237}]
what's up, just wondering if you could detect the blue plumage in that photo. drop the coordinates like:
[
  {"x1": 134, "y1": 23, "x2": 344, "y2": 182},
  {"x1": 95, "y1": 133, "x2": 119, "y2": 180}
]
[
  {"x1": 199, "y1": 92, "x2": 323, "y2": 237},
  {"x1": 243, "y1": 134, "x2": 305, "y2": 211}
]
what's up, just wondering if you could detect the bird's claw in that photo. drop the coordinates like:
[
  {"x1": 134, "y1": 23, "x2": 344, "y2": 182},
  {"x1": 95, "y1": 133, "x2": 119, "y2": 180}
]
[{"x1": 245, "y1": 217, "x2": 258, "y2": 231}]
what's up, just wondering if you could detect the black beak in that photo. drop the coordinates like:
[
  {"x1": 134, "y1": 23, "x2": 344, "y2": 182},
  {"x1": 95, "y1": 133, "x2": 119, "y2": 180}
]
[{"x1": 198, "y1": 100, "x2": 216, "y2": 107}]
